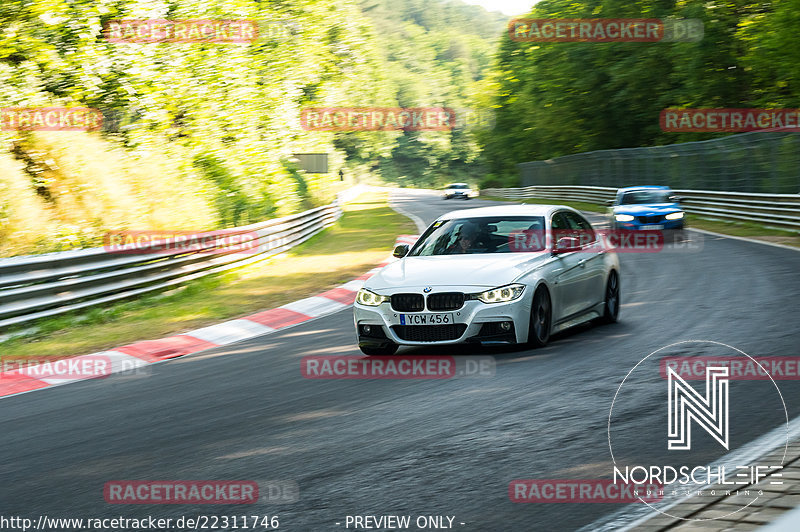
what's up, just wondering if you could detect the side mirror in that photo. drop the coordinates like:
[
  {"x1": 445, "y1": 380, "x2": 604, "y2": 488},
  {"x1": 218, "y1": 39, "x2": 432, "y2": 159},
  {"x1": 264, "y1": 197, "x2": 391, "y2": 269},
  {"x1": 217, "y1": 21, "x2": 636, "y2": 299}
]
[
  {"x1": 553, "y1": 236, "x2": 580, "y2": 255},
  {"x1": 670, "y1": 195, "x2": 681, "y2": 203},
  {"x1": 393, "y1": 244, "x2": 409, "y2": 258}
]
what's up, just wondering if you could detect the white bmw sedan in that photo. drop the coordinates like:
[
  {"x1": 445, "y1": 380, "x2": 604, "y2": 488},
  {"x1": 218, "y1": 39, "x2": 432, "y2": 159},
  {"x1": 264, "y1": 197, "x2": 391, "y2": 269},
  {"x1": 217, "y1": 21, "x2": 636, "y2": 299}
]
[{"x1": 353, "y1": 205, "x2": 620, "y2": 355}]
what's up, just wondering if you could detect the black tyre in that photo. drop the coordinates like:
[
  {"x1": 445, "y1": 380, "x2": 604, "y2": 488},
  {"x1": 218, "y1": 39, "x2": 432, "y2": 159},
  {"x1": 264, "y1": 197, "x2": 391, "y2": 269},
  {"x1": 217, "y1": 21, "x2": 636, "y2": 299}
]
[
  {"x1": 359, "y1": 343, "x2": 399, "y2": 356},
  {"x1": 599, "y1": 270, "x2": 620, "y2": 324},
  {"x1": 527, "y1": 286, "x2": 551, "y2": 347}
]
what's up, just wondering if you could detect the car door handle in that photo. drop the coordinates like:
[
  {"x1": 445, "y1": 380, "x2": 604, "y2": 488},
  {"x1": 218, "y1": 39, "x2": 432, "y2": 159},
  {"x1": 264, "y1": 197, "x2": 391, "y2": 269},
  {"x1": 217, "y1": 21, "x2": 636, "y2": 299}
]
[{"x1": 578, "y1": 259, "x2": 587, "y2": 268}]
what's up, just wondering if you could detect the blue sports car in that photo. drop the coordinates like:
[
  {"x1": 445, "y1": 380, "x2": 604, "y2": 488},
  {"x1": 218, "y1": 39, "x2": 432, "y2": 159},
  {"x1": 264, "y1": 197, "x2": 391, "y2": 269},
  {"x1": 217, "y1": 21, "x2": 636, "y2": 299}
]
[{"x1": 608, "y1": 186, "x2": 685, "y2": 232}]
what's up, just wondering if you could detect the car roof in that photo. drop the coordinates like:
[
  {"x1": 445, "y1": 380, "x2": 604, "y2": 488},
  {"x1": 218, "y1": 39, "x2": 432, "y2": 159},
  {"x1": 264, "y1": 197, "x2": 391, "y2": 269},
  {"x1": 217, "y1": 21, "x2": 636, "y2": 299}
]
[
  {"x1": 437, "y1": 204, "x2": 574, "y2": 220},
  {"x1": 618, "y1": 185, "x2": 672, "y2": 192},
  {"x1": 446, "y1": 182, "x2": 469, "y2": 186}
]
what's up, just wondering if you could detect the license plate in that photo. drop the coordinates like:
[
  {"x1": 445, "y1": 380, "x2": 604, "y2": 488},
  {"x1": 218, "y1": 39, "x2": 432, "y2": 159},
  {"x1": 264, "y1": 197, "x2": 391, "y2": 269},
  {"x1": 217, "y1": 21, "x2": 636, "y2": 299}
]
[
  {"x1": 640, "y1": 224, "x2": 664, "y2": 230},
  {"x1": 399, "y1": 313, "x2": 454, "y2": 325}
]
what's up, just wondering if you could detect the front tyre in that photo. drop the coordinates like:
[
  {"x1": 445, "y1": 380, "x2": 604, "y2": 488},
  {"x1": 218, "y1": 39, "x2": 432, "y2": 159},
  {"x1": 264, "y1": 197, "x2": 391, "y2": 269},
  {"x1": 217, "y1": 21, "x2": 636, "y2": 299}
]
[
  {"x1": 599, "y1": 270, "x2": 620, "y2": 324},
  {"x1": 527, "y1": 286, "x2": 551, "y2": 347},
  {"x1": 359, "y1": 343, "x2": 399, "y2": 356}
]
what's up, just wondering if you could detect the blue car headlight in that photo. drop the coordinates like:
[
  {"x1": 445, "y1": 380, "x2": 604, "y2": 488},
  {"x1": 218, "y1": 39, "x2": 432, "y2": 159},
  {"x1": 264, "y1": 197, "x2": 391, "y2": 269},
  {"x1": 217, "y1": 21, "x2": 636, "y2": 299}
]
[
  {"x1": 665, "y1": 211, "x2": 684, "y2": 220},
  {"x1": 615, "y1": 214, "x2": 635, "y2": 222}
]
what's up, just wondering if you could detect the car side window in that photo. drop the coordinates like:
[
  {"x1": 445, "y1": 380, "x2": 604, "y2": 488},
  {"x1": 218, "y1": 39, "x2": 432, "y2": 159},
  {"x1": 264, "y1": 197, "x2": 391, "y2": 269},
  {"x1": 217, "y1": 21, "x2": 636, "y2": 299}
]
[
  {"x1": 563, "y1": 212, "x2": 597, "y2": 245},
  {"x1": 550, "y1": 212, "x2": 574, "y2": 247},
  {"x1": 551, "y1": 212, "x2": 568, "y2": 231}
]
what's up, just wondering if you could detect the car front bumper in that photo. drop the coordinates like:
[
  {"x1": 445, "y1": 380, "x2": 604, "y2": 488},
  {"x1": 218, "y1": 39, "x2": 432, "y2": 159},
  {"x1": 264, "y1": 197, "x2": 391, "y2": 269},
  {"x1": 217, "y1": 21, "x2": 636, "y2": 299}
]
[
  {"x1": 353, "y1": 296, "x2": 532, "y2": 347},
  {"x1": 444, "y1": 191, "x2": 470, "y2": 199},
  {"x1": 614, "y1": 218, "x2": 684, "y2": 230}
]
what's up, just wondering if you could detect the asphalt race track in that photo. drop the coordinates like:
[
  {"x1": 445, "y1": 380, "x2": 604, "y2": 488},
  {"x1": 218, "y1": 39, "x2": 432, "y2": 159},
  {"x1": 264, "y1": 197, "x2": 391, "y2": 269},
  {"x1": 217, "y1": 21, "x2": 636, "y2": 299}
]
[{"x1": 1, "y1": 189, "x2": 799, "y2": 531}]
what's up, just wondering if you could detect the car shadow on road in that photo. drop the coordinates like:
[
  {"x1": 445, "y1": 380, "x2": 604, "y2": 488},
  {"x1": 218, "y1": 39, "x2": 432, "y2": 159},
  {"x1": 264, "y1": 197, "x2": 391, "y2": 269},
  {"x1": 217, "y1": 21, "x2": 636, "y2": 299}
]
[{"x1": 396, "y1": 320, "x2": 634, "y2": 361}]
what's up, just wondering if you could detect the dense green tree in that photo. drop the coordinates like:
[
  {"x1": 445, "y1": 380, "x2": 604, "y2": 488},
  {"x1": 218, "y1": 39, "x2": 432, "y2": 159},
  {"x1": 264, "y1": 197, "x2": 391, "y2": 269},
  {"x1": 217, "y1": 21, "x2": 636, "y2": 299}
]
[
  {"x1": 482, "y1": 0, "x2": 799, "y2": 183},
  {"x1": 0, "y1": 0, "x2": 504, "y2": 253}
]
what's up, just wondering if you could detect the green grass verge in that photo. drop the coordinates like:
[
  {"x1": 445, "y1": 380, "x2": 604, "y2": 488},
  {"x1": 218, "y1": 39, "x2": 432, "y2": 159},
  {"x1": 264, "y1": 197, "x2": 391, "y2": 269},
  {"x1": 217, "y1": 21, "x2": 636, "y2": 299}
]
[
  {"x1": 481, "y1": 195, "x2": 800, "y2": 247},
  {"x1": 1, "y1": 191, "x2": 416, "y2": 359},
  {"x1": 482, "y1": 195, "x2": 606, "y2": 214}
]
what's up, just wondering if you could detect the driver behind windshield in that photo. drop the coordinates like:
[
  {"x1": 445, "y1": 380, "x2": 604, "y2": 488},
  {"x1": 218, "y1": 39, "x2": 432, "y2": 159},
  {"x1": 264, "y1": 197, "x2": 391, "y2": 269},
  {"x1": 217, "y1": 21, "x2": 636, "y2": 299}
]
[{"x1": 446, "y1": 223, "x2": 479, "y2": 254}]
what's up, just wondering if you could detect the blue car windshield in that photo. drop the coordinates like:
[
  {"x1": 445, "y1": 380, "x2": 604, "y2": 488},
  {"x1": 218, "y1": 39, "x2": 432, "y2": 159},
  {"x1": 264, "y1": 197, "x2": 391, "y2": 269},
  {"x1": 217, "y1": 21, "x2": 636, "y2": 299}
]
[{"x1": 620, "y1": 190, "x2": 672, "y2": 204}]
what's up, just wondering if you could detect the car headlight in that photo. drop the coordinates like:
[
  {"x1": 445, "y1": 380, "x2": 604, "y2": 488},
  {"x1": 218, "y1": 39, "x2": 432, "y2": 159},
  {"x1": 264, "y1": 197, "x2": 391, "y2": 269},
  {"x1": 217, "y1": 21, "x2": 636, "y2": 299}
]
[
  {"x1": 472, "y1": 284, "x2": 525, "y2": 304},
  {"x1": 615, "y1": 214, "x2": 635, "y2": 222},
  {"x1": 665, "y1": 211, "x2": 684, "y2": 220},
  {"x1": 356, "y1": 288, "x2": 389, "y2": 306}
]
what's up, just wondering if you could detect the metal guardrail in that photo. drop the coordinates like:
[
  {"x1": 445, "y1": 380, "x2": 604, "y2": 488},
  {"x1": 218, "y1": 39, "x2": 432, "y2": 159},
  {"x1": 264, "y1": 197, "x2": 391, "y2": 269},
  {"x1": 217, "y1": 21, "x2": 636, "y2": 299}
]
[
  {"x1": 0, "y1": 189, "x2": 363, "y2": 332},
  {"x1": 481, "y1": 186, "x2": 800, "y2": 231}
]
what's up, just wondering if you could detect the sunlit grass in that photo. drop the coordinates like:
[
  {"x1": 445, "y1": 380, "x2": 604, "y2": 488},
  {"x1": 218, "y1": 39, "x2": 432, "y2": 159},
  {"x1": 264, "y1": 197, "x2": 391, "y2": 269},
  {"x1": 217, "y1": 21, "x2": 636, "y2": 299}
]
[
  {"x1": 0, "y1": 132, "x2": 351, "y2": 256},
  {"x1": 489, "y1": 196, "x2": 606, "y2": 214},
  {"x1": 682, "y1": 216, "x2": 799, "y2": 247},
  {"x1": 0, "y1": 191, "x2": 416, "y2": 359},
  {"x1": 0, "y1": 132, "x2": 218, "y2": 256}
]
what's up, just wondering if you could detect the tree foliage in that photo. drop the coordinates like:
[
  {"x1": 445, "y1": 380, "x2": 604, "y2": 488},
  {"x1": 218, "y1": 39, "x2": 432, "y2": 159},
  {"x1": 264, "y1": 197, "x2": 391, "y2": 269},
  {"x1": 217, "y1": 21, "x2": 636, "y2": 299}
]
[
  {"x1": 0, "y1": 0, "x2": 503, "y2": 254},
  {"x1": 482, "y1": 0, "x2": 800, "y2": 182}
]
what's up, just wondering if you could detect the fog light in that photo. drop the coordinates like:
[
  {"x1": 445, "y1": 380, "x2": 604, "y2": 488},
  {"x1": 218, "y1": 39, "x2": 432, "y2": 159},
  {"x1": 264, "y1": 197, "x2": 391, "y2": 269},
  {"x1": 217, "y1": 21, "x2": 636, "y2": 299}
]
[
  {"x1": 363, "y1": 325, "x2": 371, "y2": 334},
  {"x1": 499, "y1": 321, "x2": 512, "y2": 331}
]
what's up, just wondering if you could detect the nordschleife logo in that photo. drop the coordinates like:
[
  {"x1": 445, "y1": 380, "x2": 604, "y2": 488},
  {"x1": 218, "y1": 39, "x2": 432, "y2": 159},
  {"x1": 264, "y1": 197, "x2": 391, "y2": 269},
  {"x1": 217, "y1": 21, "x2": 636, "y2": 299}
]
[
  {"x1": 667, "y1": 365, "x2": 729, "y2": 450},
  {"x1": 607, "y1": 340, "x2": 789, "y2": 522}
]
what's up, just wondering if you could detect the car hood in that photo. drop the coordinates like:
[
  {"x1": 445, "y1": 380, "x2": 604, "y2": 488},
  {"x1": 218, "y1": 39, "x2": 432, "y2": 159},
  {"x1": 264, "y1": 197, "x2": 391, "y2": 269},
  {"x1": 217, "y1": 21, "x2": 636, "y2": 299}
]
[
  {"x1": 613, "y1": 202, "x2": 681, "y2": 215},
  {"x1": 366, "y1": 253, "x2": 551, "y2": 292}
]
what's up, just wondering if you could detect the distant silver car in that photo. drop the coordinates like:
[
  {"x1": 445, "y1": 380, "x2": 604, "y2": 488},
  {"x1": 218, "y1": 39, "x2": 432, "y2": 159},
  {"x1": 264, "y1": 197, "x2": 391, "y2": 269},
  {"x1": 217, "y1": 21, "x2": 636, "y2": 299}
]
[
  {"x1": 353, "y1": 205, "x2": 621, "y2": 355},
  {"x1": 442, "y1": 183, "x2": 473, "y2": 200}
]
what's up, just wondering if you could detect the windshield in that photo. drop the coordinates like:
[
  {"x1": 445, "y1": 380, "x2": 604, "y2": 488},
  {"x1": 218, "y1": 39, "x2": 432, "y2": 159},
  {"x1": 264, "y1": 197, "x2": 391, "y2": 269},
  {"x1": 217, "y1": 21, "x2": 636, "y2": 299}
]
[
  {"x1": 620, "y1": 190, "x2": 673, "y2": 205},
  {"x1": 447, "y1": 184, "x2": 469, "y2": 189},
  {"x1": 409, "y1": 216, "x2": 546, "y2": 256}
]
